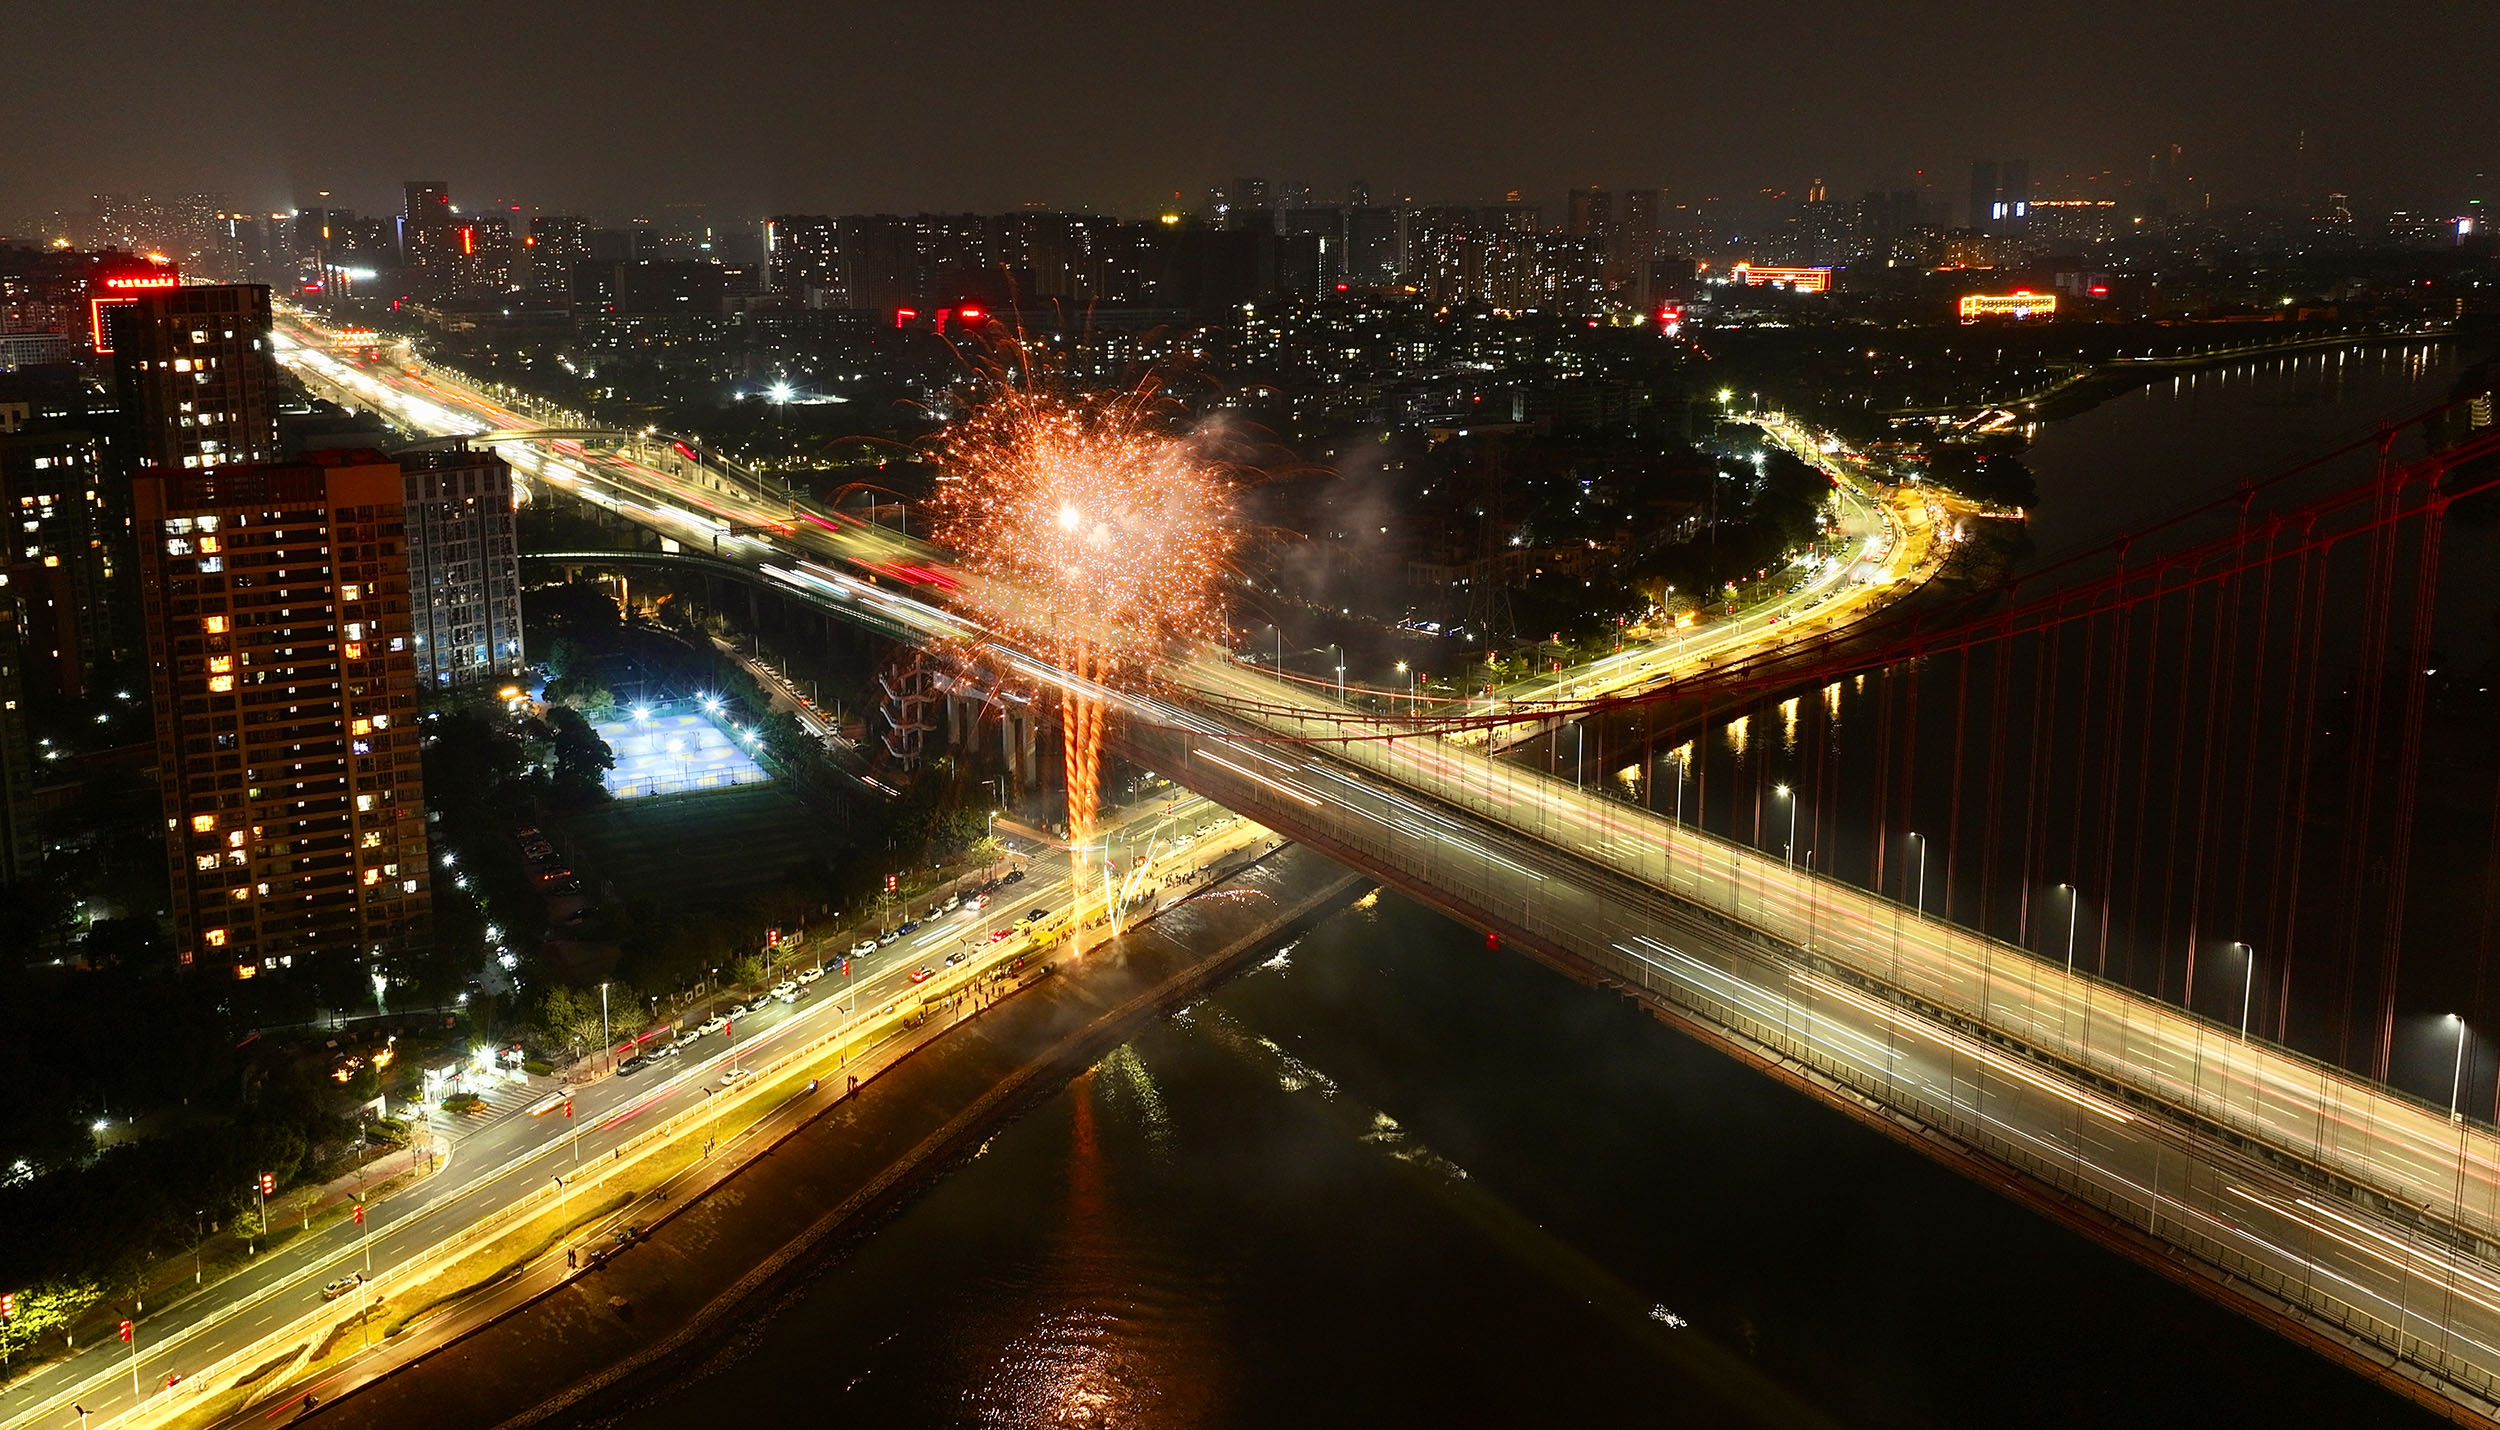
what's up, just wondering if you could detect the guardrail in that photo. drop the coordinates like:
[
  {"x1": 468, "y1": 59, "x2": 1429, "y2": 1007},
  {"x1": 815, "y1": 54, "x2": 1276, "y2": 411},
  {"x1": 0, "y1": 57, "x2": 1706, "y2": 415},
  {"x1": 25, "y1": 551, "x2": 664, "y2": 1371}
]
[{"x1": 1136, "y1": 720, "x2": 2500, "y2": 1419}]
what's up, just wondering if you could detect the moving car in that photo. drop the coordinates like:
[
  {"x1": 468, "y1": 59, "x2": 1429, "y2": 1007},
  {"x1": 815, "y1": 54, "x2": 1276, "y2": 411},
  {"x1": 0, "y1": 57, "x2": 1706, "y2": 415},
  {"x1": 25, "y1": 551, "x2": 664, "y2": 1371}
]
[
  {"x1": 719, "y1": 1067, "x2": 752, "y2": 1087},
  {"x1": 909, "y1": 967, "x2": 934, "y2": 984},
  {"x1": 988, "y1": 928, "x2": 1013, "y2": 943},
  {"x1": 945, "y1": 950, "x2": 968, "y2": 966},
  {"x1": 776, "y1": 986, "x2": 800, "y2": 1004},
  {"x1": 1023, "y1": 908, "x2": 1050, "y2": 924},
  {"x1": 322, "y1": 1275, "x2": 364, "y2": 1301}
]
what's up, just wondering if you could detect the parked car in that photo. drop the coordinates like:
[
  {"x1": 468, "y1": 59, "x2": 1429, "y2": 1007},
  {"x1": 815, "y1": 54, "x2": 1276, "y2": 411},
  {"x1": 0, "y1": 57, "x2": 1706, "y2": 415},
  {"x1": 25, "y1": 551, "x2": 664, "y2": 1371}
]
[
  {"x1": 617, "y1": 1055, "x2": 649, "y2": 1076},
  {"x1": 936, "y1": 894, "x2": 961, "y2": 915},
  {"x1": 699, "y1": 1014, "x2": 729, "y2": 1035},
  {"x1": 772, "y1": 980, "x2": 798, "y2": 998},
  {"x1": 1002, "y1": 869, "x2": 1025, "y2": 884},
  {"x1": 898, "y1": 919, "x2": 921, "y2": 936},
  {"x1": 671, "y1": 1032, "x2": 703, "y2": 1052},
  {"x1": 797, "y1": 965, "x2": 825, "y2": 984},
  {"x1": 849, "y1": 939, "x2": 877, "y2": 957},
  {"x1": 743, "y1": 996, "x2": 775, "y2": 1016},
  {"x1": 876, "y1": 929, "x2": 900, "y2": 946}
]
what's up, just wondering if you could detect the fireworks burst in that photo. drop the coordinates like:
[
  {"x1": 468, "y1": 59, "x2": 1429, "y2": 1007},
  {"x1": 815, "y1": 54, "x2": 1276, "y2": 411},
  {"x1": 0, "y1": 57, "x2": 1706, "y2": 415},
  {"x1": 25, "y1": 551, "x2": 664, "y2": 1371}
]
[{"x1": 929, "y1": 358, "x2": 1239, "y2": 946}]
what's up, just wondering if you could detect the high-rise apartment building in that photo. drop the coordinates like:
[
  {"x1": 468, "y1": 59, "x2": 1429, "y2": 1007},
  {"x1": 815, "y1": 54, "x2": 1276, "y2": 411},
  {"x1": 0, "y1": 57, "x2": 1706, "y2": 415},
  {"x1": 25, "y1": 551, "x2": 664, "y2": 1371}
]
[
  {"x1": 1347, "y1": 206, "x2": 1402, "y2": 285},
  {"x1": 400, "y1": 182, "x2": 454, "y2": 270},
  {"x1": 0, "y1": 576, "x2": 39, "y2": 882},
  {"x1": 1567, "y1": 187, "x2": 1614, "y2": 242},
  {"x1": 108, "y1": 283, "x2": 281, "y2": 471},
  {"x1": 397, "y1": 445, "x2": 524, "y2": 690},
  {"x1": 133, "y1": 452, "x2": 431, "y2": 977}
]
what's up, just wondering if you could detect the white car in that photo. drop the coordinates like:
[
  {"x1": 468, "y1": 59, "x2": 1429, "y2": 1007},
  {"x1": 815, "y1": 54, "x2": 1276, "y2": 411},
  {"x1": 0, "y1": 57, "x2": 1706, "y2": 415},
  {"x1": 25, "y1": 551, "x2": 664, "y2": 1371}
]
[
  {"x1": 719, "y1": 1067, "x2": 752, "y2": 1087},
  {"x1": 699, "y1": 1014, "x2": 729, "y2": 1035},
  {"x1": 771, "y1": 980, "x2": 798, "y2": 998},
  {"x1": 849, "y1": 940, "x2": 877, "y2": 958},
  {"x1": 797, "y1": 965, "x2": 825, "y2": 985}
]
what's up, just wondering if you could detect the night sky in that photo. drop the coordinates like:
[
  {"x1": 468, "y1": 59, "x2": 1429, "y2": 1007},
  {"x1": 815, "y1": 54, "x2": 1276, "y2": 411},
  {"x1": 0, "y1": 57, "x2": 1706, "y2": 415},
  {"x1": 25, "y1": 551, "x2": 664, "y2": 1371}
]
[{"x1": 6, "y1": 0, "x2": 2496, "y2": 222}]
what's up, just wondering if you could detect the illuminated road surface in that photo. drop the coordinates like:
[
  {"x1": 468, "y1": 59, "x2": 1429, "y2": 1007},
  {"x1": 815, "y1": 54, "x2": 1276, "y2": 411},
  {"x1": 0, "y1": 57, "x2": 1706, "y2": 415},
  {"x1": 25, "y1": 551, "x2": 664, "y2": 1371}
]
[{"x1": 0, "y1": 786, "x2": 1248, "y2": 1430}]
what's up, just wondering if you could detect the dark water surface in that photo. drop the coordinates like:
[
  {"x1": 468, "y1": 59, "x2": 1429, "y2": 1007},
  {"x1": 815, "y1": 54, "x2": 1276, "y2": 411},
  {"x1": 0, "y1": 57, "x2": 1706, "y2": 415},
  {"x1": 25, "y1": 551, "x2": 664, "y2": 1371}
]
[
  {"x1": 618, "y1": 356, "x2": 2468, "y2": 1428},
  {"x1": 618, "y1": 893, "x2": 2436, "y2": 1429}
]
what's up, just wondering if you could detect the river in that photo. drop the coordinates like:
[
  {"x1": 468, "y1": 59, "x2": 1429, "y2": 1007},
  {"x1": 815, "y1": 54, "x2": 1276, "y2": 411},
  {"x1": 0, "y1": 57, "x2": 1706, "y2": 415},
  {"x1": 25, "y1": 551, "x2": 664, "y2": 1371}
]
[{"x1": 616, "y1": 346, "x2": 2464, "y2": 1429}]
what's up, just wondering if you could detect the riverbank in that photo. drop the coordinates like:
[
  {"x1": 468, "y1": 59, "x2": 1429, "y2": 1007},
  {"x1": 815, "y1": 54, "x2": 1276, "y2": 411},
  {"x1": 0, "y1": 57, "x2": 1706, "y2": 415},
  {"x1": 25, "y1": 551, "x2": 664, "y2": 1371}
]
[{"x1": 295, "y1": 844, "x2": 1367, "y2": 1429}]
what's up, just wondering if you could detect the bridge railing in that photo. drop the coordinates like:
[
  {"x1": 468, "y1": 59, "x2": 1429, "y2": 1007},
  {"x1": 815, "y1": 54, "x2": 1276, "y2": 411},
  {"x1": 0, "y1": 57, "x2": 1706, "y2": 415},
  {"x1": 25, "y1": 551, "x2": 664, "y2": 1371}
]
[
  {"x1": 1184, "y1": 664, "x2": 2500, "y2": 1253},
  {"x1": 1127, "y1": 716, "x2": 2500, "y2": 1418}
]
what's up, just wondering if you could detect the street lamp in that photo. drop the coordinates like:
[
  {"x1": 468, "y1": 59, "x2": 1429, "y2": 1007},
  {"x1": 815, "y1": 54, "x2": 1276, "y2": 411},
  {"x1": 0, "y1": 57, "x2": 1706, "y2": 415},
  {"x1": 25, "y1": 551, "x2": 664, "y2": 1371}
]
[
  {"x1": 2451, "y1": 1014, "x2": 2471, "y2": 1122},
  {"x1": 599, "y1": 982, "x2": 610, "y2": 1056},
  {"x1": 1773, "y1": 784, "x2": 1797, "y2": 866},
  {"x1": 2233, "y1": 942, "x2": 2255, "y2": 1040},
  {"x1": 2059, "y1": 883, "x2": 2080, "y2": 975},
  {"x1": 1907, "y1": 832, "x2": 1927, "y2": 917}
]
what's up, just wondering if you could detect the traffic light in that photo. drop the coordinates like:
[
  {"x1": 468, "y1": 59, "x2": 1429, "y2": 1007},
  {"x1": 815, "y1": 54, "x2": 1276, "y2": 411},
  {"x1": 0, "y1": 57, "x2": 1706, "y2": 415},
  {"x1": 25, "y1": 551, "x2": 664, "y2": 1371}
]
[
  {"x1": 1, "y1": 1290, "x2": 16, "y2": 1320},
  {"x1": 885, "y1": 873, "x2": 897, "y2": 893},
  {"x1": 563, "y1": 1097, "x2": 574, "y2": 1120},
  {"x1": 118, "y1": 1320, "x2": 132, "y2": 1343},
  {"x1": 839, "y1": 959, "x2": 850, "y2": 977},
  {"x1": 352, "y1": 1202, "x2": 365, "y2": 1226},
  {"x1": 766, "y1": 928, "x2": 781, "y2": 947},
  {"x1": 259, "y1": 1173, "x2": 275, "y2": 1196}
]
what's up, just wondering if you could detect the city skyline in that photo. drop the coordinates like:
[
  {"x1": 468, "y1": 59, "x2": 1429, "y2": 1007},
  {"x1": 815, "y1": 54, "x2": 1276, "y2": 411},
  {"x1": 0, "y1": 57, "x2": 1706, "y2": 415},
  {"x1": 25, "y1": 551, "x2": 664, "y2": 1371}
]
[{"x1": 5, "y1": 0, "x2": 2495, "y2": 225}]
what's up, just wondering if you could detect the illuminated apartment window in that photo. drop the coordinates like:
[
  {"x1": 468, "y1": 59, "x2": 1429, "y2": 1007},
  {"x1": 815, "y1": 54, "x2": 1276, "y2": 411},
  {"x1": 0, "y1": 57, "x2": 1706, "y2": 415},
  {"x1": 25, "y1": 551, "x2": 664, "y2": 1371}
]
[
  {"x1": 191, "y1": 814, "x2": 216, "y2": 833},
  {"x1": 203, "y1": 616, "x2": 227, "y2": 634},
  {"x1": 208, "y1": 656, "x2": 232, "y2": 673},
  {"x1": 207, "y1": 675, "x2": 233, "y2": 693},
  {"x1": 204, "y1": 929, "x2": 226, "y2": 948}
]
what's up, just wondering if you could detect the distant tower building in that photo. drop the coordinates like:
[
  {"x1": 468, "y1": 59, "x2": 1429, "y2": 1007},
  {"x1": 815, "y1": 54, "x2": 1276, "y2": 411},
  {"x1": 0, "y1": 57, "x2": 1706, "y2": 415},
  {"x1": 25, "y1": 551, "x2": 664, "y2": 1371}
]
[
  {"x1": 401, "y1": 182, "x2": 454, "y2": 270},
  {"x1": 133, "y1": 452, "x2": 432, "y2": 977},
  {"x1": 1229, "y1": 178, "x2": 1273, "y2": 232},
  {"x1": 396, "y1": 444, "x2": 525, "y2": 690},
  {"x1": 1969, "y1": 159, "x2": 2031, "y2": 235},
  {"x1": 1566, "y1": 187, "x2": 1614, "y2": 241},
  {"x1": 108, "y1": 283, "x2": 281, "y2": 471},
  {"x1": 1347, "y1": 206, "x2": 1402, "y2": 284},
  {"x1": 0, "y1": 398, "x2": 121, "y2": 698},
  {"x1": 1620, "y1": 188, "x2": 1662, "y2": 274}
]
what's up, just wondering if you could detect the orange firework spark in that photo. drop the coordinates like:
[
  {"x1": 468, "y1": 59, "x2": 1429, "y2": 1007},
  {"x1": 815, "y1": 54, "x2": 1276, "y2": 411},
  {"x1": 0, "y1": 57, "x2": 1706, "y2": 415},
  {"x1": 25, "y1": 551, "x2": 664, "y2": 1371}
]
[
  {"x1": 928, "y1": 360, "x2": 1238, "y2": 926},
  {"x1": 929, "y1": 371, "x2": 1236, "y2": 679}
]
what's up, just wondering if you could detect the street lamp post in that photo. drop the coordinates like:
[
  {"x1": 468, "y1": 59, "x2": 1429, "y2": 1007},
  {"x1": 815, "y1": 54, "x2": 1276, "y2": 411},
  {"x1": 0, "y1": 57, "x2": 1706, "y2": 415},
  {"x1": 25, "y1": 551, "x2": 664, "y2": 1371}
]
[
  {"x1": 1773, "y1": 784, "x2": 1797, "y2": 866},
  {"x1": 2061, "y1": 883, "x2": 2080, "y2": 975},
  {"x1": 2451, "y1": 1015, "x2": 2471, "y2": 1122},
  {"x1": 2235, "y1": 943, "x2": 2255, "y2": 1041},
  {"x1": 1908, "y1": 832, "x2": 1926, "y2": 917},
  {"x1": 598, "y1": 982, "x2": 610, "y2": 1058}
]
